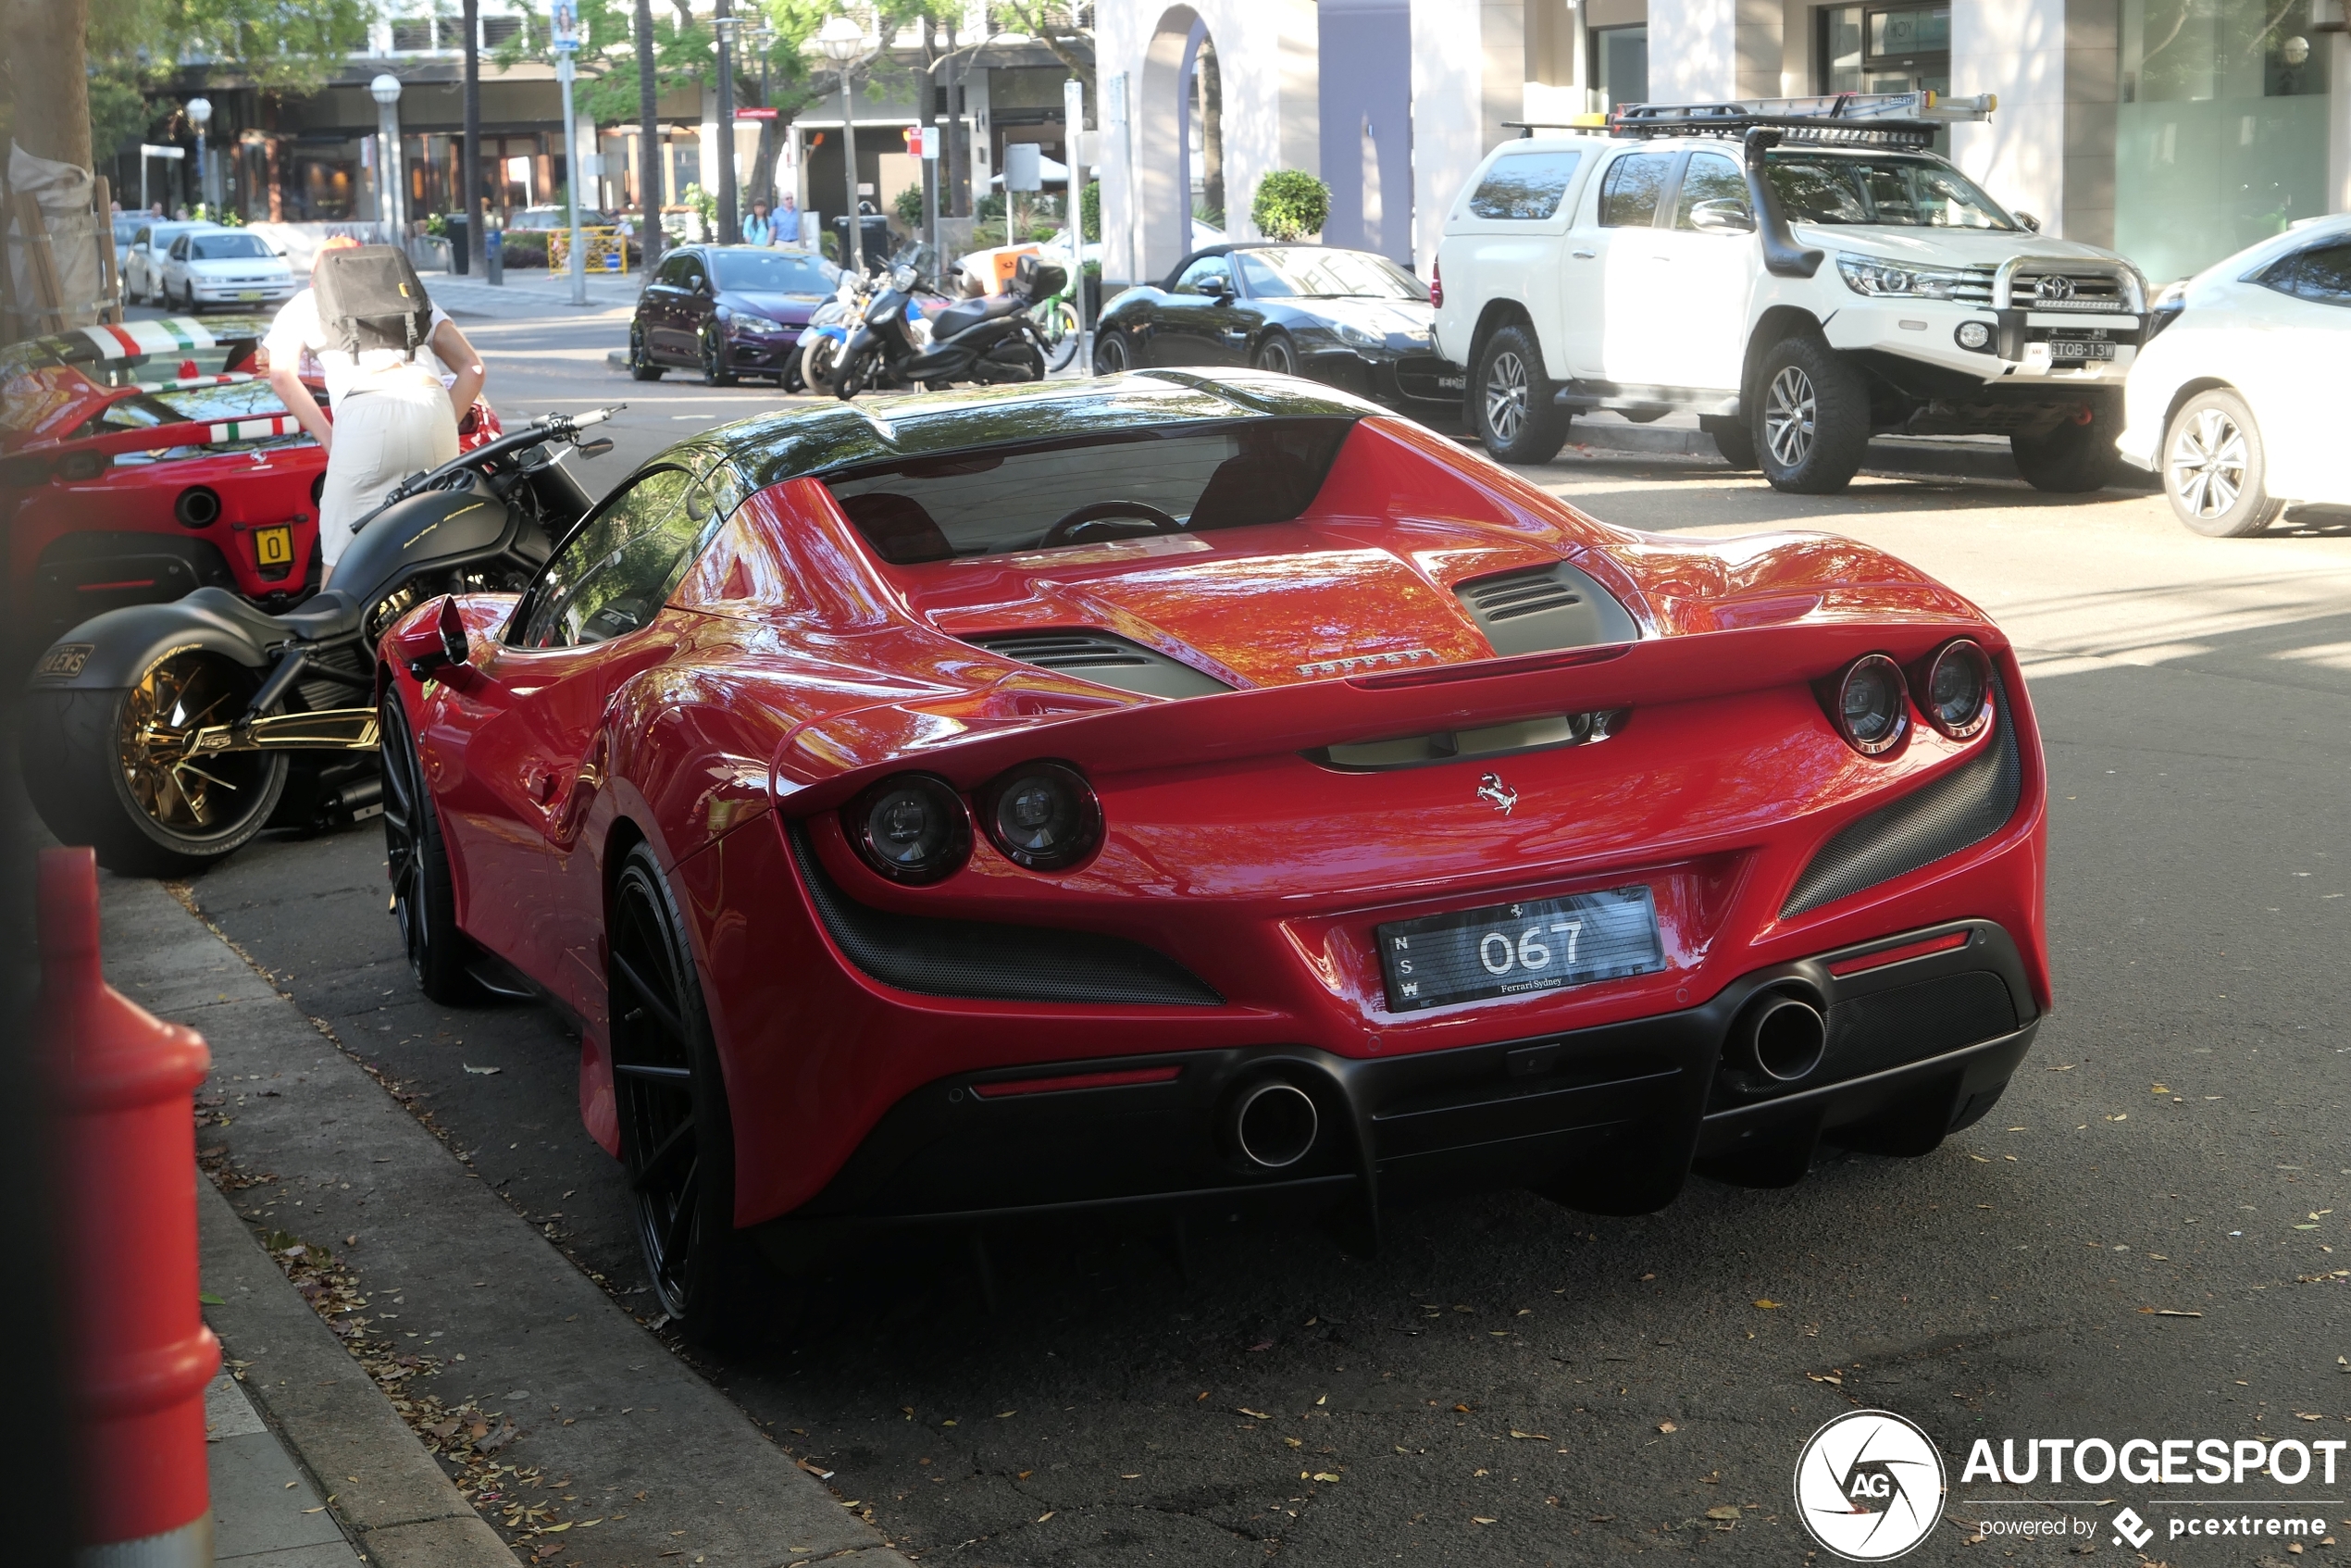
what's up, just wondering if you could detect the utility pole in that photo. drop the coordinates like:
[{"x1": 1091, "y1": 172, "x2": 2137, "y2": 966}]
[
  {"x1": 714, "y1": 0, "x2": 740, "y2": 244},
  {"x1": 462, "y1": 0, "x2": 483, "y2": 276},
  {"x1": 553, "y1": 0, "x2": 584, "y2": 305},
  {"x1": 634, "y1": 0, "x2": 663, "y2": 268}
]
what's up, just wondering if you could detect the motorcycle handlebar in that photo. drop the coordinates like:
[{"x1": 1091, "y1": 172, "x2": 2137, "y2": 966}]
[{"x1": 373, "y1": 404, "x2": 628, "y2": 514}]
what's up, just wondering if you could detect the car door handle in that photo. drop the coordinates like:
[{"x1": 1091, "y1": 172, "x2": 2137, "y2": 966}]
[{"x1": 1571, "y1": 250, "x2": 1597, "y2": 259}]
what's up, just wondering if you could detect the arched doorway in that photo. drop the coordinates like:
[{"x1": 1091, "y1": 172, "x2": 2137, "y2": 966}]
[{"x1": 1138, "y1": 6, "x2": 1225, "y2": 281}]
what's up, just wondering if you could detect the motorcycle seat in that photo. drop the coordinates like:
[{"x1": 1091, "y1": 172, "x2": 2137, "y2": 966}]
[
  {"x1": 279, "y1": 589, "x2": 363, "y2": 641},
  {"x1": 931, "y1": 293, "x2": 1026, "y2": 340}
]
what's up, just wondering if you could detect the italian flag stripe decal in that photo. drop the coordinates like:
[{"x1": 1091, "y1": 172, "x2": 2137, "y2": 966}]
[{"x1": 206, "y1": 416, "x2": 300, "y2": 443}]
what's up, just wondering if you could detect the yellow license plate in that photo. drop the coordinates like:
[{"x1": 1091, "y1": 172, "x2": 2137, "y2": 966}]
[{"x1": 254, "y1": 525, "x2": 293, "y2": 566}]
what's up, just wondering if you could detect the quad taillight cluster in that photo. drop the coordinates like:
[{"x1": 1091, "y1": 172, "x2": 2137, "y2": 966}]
[
  {"x1": 843, "y1": 761, "x2": 1103, "y2": 884},
  {"x1": 1823, "y1": 640, "x2": 1993, "y2": 757}
]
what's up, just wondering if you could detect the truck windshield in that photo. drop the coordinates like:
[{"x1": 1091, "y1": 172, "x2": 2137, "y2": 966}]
[{"x1": 1764, "y1": 153, "x2": 2016, "y2": 230}]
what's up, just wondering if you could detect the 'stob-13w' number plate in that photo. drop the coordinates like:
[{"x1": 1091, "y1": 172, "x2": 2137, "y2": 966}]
[{"x1": 1376, "y1": 886, "x2": 1665, "y2": 1014}]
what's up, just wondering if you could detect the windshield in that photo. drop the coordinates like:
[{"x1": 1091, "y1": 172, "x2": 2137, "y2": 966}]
[
  {"x1": 113, "y1": 216, "x2": 143, "y2": 243},
  {"x1": 824, "y1": 419, "x2": 1357, "y2": 566},
  {"x1": 1764, "y1": 153, "x2": 2016, "y2": 230},
  {"x1": 190, "y1": 233, "x2": 275, "y2": 260},
  {"x1": 0, "y1": 330, "x2": 257, "y2": 391},
  {"x1": 1232, "y1": 247, "x2": 1427, "y2": 301},
  {"x1": 711, "y1": 250, "x2": 840, "y2": 293}
]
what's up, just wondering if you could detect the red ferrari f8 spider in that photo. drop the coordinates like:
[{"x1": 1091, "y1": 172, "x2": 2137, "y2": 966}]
[{"x1": 378, "y1": 371, "x2": 2047, "y2": 1340}]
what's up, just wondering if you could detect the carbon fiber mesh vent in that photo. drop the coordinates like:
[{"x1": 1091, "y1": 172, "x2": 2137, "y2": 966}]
[
  {"x1": 1782, "y1": 678, "x2": 2025, "y2": 916},
  {"x1": 1825, "y1": 971, "x2": 2019, "y2": 1080},
  {"x1": 787, "y1": 826, "x2": 1224, "y2": 1006}
]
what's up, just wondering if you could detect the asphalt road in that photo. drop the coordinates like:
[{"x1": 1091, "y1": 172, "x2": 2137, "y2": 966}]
[{"x1": 167, "y1": 307, "x2": 2351, "y2": 1566}]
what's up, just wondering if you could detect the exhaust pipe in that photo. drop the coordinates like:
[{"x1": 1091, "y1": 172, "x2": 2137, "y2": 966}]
[
  {"x1": 1727, "y1": 991, "x2": 1827, "y2": 1083},
  {"x1": 1229, "y1": 1079, "x2": 1319, "y2": 1170}
]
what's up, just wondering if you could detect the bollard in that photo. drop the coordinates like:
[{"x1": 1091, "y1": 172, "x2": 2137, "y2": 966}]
[{"x1": 38, "y1": 848, "x2": 218, "y2": 1567}]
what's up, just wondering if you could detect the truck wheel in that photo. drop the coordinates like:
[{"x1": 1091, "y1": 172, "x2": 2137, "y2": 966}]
[
  {"x1": 1754, "y1": 336, "x2": 1870, "y2": 494},
  {"x1": 1700, "y1": 414, "x2": 1758, "y2": 471},
  {"x1": 2011, "y1": 406, "x2": 2121, "y2": 494},
  {"x1": 1474, "y1": 325, "x2": 1571, "y2": 466},
  {"x1": 2161, "y1": 389, "x2": 2285, "y2": 537}
]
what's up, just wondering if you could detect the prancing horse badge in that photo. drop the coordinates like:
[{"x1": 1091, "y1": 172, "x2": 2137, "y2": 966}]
[{"x1": 1475, "y1": 772, "x2": 1518, "y2": 815}]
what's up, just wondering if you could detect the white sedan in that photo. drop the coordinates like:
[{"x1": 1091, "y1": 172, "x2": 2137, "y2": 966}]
[
  {"x1": 120, "y1": 219, "x2": 218, "y2": 305},
  {"x1": 157, "y1": 229, "x2": 299, "y2": 314},
  {"x1": 2119, "y1": 214, "x2": 2351, "y2": 536}
]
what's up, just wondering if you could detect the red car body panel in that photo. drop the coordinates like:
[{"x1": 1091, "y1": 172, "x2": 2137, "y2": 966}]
[{"x1": 385, "y1": 391, "x2": 2048, "y2": 1232}]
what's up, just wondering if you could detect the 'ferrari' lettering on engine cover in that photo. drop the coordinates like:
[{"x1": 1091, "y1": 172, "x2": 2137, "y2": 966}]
[{"x1": 1295, "y1": 646, "x2": 1437, "y2": 678}]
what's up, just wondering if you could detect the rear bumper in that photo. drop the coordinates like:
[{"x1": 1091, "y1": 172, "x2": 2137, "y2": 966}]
[{"x1": 754, "y1": 917, "x2": 2035, "y2": 1256}]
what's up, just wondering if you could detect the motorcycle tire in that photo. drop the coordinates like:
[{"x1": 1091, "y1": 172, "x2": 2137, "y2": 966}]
[
  {"x1": 800, "y1": 336, "x2": 840, "y2": 395},
  {"x1": 23, "y1": 646, "x2": 289, "y2": 877},
  {"x1": 833, "y1": 345, "x2": 876, "y2": 400}
]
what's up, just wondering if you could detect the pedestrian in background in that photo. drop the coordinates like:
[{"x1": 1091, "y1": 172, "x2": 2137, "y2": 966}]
[
  {"x1": 742, "y1": 197, "x2": 777, "y2": 246},
  {"x1": 264, "y1": 236, "x2": 487, "y2": 583}
]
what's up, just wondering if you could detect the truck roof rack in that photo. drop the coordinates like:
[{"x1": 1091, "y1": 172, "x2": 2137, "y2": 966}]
[{"x1": 1606, "y1": 91, "x2": 1996, "y2": 149}]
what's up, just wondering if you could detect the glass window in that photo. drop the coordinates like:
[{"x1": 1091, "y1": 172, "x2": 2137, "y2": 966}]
[
  {"x1": 1762, "y1": 152, "x2": 2015, "y2": 228},
  {"x1": 168, "y1": 234, "x2": 190, "y2": 260},
  {"x1": 1231, "y1": 247, "x2": 1425, "y2": 300},
  {"x1": 1467, "y1": 151, "x2": 1585, "y2": 221},
  {"x1": 514, "y1": 468, "x2": 705, "y2": 649},
  {"x1": 824, "y1": 420, "x2": 1356, "y2": 566},
  {"x1": 1173, "y1": 255, "x2": 1234, "y2": 294},
  {"x1": 1672, "y1": 153, "x2": 1751, "y2": 230},
  {"x1": 2270, "y1": 242, "x2": 2351, "y2": 304},
  {"x1": 656, "y1": 252, "x2": 698, "y2": 288},
  {"x1": 709, "y1": 249, "x2": 840, "y2": 293},
  {"x1": 189, "y1": 233, "x2": 274, "y2": 261},
  {"x1": 1591, "y1": 25, "x2": 1648, "y2": 111},
  {"x1": 1867, "y1": 6, "x2": 1949, "y2": 56},
  {"x1": 1820, "y1": 6, "x2": 1864, "y2": 93},
  {"x1": 1597, "y1": 154, "x2": 1674, "y2": 228}
]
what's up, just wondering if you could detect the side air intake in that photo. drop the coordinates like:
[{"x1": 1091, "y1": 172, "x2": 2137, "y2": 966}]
[
  {"x1": 964, "y1": 629, "x2": 1232, "y2": 700},
  {"x1": 1782, "y1": 678, "x2": 2025, "y2": 916},
  {"x1": 1455, "y1": 561, "x2": 1639, "y2": 657}
]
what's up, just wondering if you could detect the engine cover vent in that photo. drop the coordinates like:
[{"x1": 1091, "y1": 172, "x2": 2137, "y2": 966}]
[
  {"x1": 1455, "y1": 561, "x2": 1638, "y2": 657},
  {"x1": 965, "y1": 629, "x2": 1232, "y2": 700}
]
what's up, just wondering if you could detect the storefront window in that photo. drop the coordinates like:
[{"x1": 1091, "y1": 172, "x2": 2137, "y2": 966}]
[
  {"x1": 1817, "y1": 6, "x2": 1949, "y2": 96},
  {"x1": 2118, "y1": 0, "x2": 2330, "y2": 282},
  {"x1": 1592, "y1": 25, "x2": 1648, "y2": 111}
]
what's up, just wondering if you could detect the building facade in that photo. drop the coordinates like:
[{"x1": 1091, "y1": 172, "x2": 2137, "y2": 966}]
[{"x1": 1098, "y1": 0, "x2": 2351, "y2": 289}]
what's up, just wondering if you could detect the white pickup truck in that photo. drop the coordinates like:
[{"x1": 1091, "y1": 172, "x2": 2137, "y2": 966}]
[{"x1": 1432, "y1": 94, "x2": 2150, "y2": 494}]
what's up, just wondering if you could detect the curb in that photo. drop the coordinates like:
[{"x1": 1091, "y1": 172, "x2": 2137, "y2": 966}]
[
  {"x1": 1559, "y1": 417, "x2": 2162, "y2": 491},
  {"x1": 200, "y1": 1179, "x2": 516, "y2": 1568}
]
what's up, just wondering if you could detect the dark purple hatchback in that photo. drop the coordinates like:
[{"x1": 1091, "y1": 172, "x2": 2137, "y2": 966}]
[{"x1": 625, "y1": 244, "x2": 841, "y2": 388}]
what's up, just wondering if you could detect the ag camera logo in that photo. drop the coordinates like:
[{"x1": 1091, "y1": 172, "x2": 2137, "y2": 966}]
[{"x1": 1795, "y1": 1409, "x2": 1947, "y2": 1561}]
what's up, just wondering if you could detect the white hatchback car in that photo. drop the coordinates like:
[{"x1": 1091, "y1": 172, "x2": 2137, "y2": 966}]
[
  {"x1": 157, "y1": 228, "x2": 298, "y2": 313},
  {"x1": 2119, "y1": 214, "x2": 2351, "y2": 536}
]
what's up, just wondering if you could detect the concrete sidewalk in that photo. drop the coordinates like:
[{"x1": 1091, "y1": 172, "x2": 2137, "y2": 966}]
[
  {"x1": 102, "y1": 871, "x2": 914, "y2": 1568},
  {"x1": 427, "y1": 269, "x2": 641, "y2": 320}
]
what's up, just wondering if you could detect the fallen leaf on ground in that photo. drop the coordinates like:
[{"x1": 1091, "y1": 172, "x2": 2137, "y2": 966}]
[
  {"x1": 1658, "y1": 1421, "x2": 1678, "y2": 1433},
  {"x1": 1707, "y1": 1506, "x2": 1742, "y2": 1521},
  {"x1": 1238, "y1": 1408, "x2": 1271, "y2": 1419},
  {"x1": 1753, "y1": 1300, "x2": 1781, "y2": 1310},
  {"x1": 1510, "y1": 1430, "x2": 1549, "y2": 1440},
  {"x1": 462, "y1": 1064, "x2": 501, "y2": 1076},
  {"x1": 1472, "y1": 1515, "x2": 1497, "y2": 1524},
  {"x1": 1312, "y1": 1472, "x2": 1341, "y2": 1483},
  {"x1": 2139, "y1": 1308, "x2": 2203, "y2": 1317}
]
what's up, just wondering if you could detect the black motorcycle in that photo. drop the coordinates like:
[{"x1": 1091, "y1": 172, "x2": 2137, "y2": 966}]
[
  {"x1": 833, "y1": 248, "x2": 1064, "y2": 399},
  {"x1": 22, "y1": 406, "x2": 620, "y2": 876}
]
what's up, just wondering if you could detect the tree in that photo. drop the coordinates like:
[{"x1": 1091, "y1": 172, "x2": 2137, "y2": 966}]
[{"x1": 989, "y1": 0, "x2": 1092, "y2": 94}]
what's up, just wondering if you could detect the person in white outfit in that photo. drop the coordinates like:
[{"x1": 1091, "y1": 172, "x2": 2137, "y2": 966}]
[{"x1": 264, "y1": 238, "x2": 488, "y2": 583}]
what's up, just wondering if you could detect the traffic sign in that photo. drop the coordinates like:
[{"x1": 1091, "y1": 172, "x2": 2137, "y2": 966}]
[{"x1": 737, "y1": 106, "x2": 779, "y2": 119}]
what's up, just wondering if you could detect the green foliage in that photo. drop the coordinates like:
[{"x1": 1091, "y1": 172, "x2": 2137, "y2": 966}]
[
  {"x1": 681, "y1": 182, "x2": 717, "y2": 232},
  {"x1": 892, "y1": 182, "x2": 924, "y2": 228},
  {"x1": 1080, "y1": 179, "x2": 1100, "y2": 243},
  {"x1": 424, "y1": 211, "x2": 450, "y2": 238},
  {"x1": 1250, "y1": 169, "x2": 1330, "y2": 242},
  {"x1": 91, "y1": 0, "x2": 379, "y2": 94},
  {"x1": 88, "y1": 70, "x2": 154, "y2": 162}
]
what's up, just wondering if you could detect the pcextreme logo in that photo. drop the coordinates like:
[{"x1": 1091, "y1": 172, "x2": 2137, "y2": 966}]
[{"x1": 1795, "y1": 1409, "x2": 1948, "y2": 1562}]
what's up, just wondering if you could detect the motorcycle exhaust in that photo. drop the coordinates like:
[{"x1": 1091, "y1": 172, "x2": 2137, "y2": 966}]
[
  {"x1": 1227, "y1": 1078, "x2": 1320, "y2": 1170},
  {"x1": 1725, "y1": 990, "x2": 1827, "y2": 1083}
]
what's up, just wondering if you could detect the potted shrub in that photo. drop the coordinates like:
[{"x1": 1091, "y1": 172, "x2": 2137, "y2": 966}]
[{"x1": 1250, "y1": 170, "x2": 1330, "y2": 242}]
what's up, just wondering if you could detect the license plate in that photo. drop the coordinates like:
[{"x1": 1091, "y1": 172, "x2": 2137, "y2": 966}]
[
  {"x1": 1376, "y1": 886, "x2": 1665, "y2": 1014},
  {"x1": 2048, "y1": 341, "x2": 2115, "y2": 361},
  {"x1": 253, "y1": 525, "x2": 293, "y2": 566},
  {"x1": 236, "y1": 291, "x2": 264, "y2": 300}
]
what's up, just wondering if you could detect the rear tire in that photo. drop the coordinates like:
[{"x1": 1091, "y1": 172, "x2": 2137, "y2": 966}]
[
  {"x1": 22, "y1": 648, "x2": 288, "y2": 877},
  {"x1": 610, "y1": 844, "x2": 789, "y2": 1349},
  {"x1": 1092, "y1": 329, "x2": 1133, "y2": 376},
  {"x1": 2162, "y1": 388, "x2": 2285, "y2": 537},
  {"x1": 1251, "y1": 332, "x2": 1299, "y2": 376},
  {"x1": 1473, "y1": 323, "x2": 1571, "y2": 466},
  {"x1": 1701, "y1": 414, "x2": 1758, "y2": 470},
  {"x1": 628, "y1": 322, "x2": 665, "y2": 381},
  {"x1": 2011, "y1": 406, "x2": 2121, "y2": 493},
  {"x1": 379, "y1": 686, "x2": 483, "y2": 1004},
  {"x1": 1754, "y1": 335, "x2": 1870, "y2": 494}
]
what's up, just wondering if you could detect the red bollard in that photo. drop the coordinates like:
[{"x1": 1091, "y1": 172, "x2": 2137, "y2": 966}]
[{"x1": 38, "y1": 847, "x2": 219, "y2": 1564}]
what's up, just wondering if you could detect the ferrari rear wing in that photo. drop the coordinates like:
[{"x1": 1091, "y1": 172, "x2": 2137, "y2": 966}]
[{"x1": 770, "y1": 616, "x2": 2015, "y2": 815}]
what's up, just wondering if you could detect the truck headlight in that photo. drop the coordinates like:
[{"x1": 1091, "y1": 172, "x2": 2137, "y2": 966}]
[{"x1": 1836, "y1": 254, "x2": 1982, "y2": 302}]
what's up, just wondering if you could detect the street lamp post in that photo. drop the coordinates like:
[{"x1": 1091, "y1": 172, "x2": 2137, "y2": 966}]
[
  {"x1": 815, "y1": 14, "x2": 865, "y2": 275},
  {"x1": 369, "y1": 75, "x2": 404, "y2": 248},
  {"x1": 186, "y1": 97, "x2": 212, "y2": 218},
  {"x1": 712, "y1": 6, "x2": 740, "y2": 244},
  {"x1": 749, "y1": 24, "x2": 776, "y2": 217}
]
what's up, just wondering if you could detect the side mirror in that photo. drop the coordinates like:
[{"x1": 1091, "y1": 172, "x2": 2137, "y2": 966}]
[
  {"x1": 1689, "y1": 200, "x2": 1756, "y2": 235},
  {"x1": 1201, "y1": 274, "x2": 1232, "y2": 297},
  {"x1": 390, "y1": 594, "x2": 471, "y2": 679},
  {"x1": 575, "y1": 437, "x2": 614, "y2": 460},
  {"x1": 2014, "y1": 210, "x2": 2042, "y2": 232}
]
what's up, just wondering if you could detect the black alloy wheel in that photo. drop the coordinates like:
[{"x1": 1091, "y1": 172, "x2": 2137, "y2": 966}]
[
  {"x1": 1251, "y1": 332, "x2": 1299, "y2": 375},
  {"x1": 379, "y1": 687, "x2": 483, "y2": 1003},
  {"x1": 700, "y1": 329, "x2": 737, "y2": 387},
  {"x1": 609, "y1": 843, "x2": 783, "y2": 1347},
  {"x1": 1092, "y1": 328, "x2": 1133, "y2": 375},
  {"x1": 628, "y1": 322, "x2": 665, "y2": 381}
]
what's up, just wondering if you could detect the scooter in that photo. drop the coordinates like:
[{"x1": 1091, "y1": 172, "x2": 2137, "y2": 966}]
[
  {"x1": 833, "y1": 248, "x2": 1062, "y2": 400},
  {"x1": 22, "y1": 407, "x2": 620, "y2": 877}
]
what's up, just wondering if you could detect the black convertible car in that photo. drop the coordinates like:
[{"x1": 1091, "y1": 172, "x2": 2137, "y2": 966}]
[{"x1": 1094, "y1": 243, "x2": 1464, "y2": 425}]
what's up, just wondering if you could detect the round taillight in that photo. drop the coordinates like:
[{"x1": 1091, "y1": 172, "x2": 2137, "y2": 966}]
[
  {"x1": 980, "y1": 761, "x2": 1101, "y2": 872},
  {"x1": 1832, "y1": 653, "x2": 1909, "y2": 756},
  {"x1": 843, "y1": 774, "x2": 971, "y2": 884},
  {"x1": 1916, "y1": 639, "x2": 1993, "y2": 739}
]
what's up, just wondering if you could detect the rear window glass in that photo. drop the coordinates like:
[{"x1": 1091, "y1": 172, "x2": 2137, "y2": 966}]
[
  {"x1": 824, "y1": 419, "x2": 1357, "y2": 566},
  {"x1": 1598, "y1": 154, "x2": 1675, "y2": 228},
  {"x1": 1468, "y1": 151, "x2": 1584, "y2": 220}
]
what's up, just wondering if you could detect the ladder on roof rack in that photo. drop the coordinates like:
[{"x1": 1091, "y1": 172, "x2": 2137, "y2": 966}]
[{"x1": 1603, "y1": 90, "x2": 1995, "y2": 148}]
